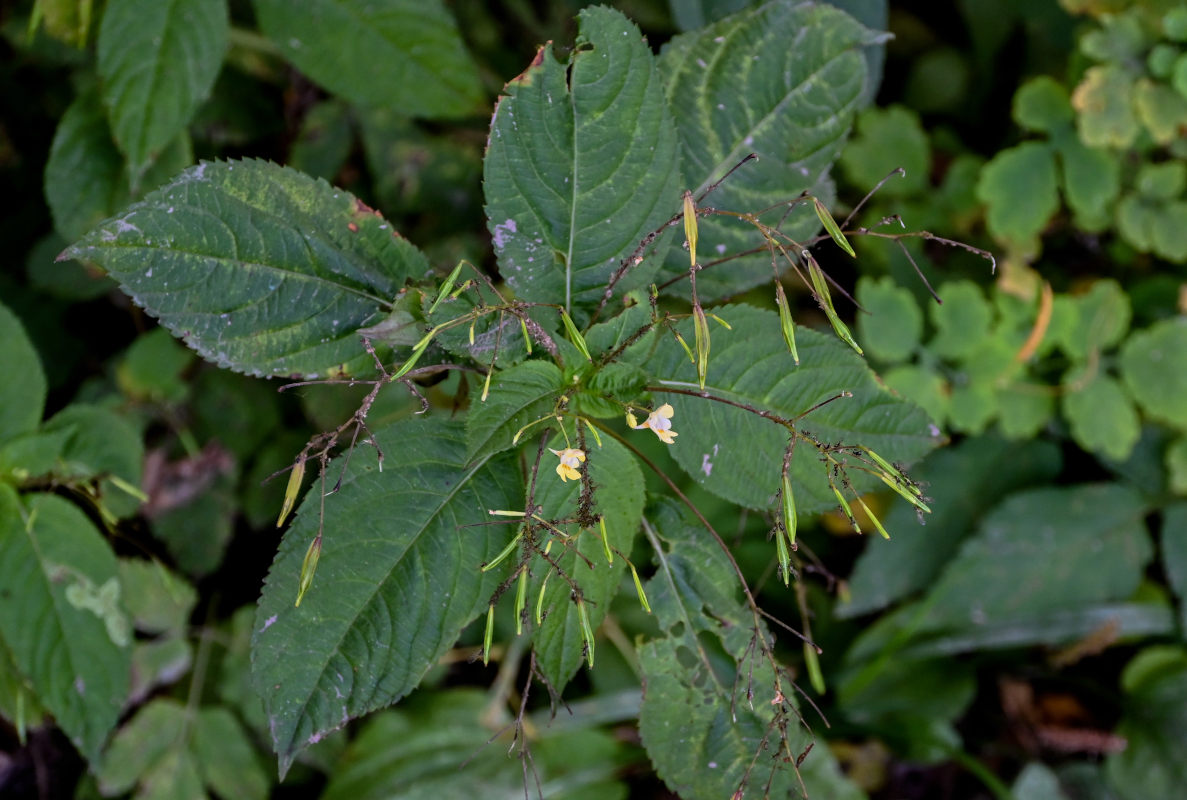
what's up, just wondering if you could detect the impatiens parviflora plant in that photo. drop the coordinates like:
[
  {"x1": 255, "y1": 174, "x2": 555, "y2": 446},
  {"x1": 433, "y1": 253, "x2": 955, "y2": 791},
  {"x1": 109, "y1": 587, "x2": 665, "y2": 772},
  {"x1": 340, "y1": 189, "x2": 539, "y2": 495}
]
[{"x1": 56, "y1": 4, "x2": 984, "y2": 797}]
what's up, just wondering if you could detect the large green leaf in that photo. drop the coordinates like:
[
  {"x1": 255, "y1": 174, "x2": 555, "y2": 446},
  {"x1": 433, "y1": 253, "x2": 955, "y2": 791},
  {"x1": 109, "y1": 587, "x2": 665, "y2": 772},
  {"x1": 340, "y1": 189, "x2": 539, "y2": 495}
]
[
  {"x1": 483, "y1": 6, "x2": 681, "y2": 312},
  {"x1": 465, "y1": 360, "x2": 566, "y2": 464},
  {"x1": 645, "y1": 304, "x2": 939, "y2": 514},
  {"x1": 61, "y1": 159, "x2": 430, "y2": 379},
  {"x1": 253, "y1": 0, "x2": 483, "y2": 119},
  {"x1": 657, "y1": 0, "x2": 885, "y2": 299},
  {"x1": 251, "y1": 417, "x2": 522, "y2": 774},
  {"x1": 638, "y1": 501, "x2": 861, "y2": 800},
  {"x1": 0, "y1": 488, "x2": 130, "y2": 762},
  {"x1": 320, "y1": 690, "x2": 628, "y2": 800},
  {"x1": 839, "y1": 435, "x2": 1062, "y2": 618},
  {"x1": 1106, "y1": 648, "x2": 1187, "y2": 800},
  {"x1": 40, "y1": 404, "x2": 144, "y2": 520},
  {"x1": 532, "y1": 434, "x2": 644, "y2": 690},
  {"x1": 96, "y1": 0, "x2": 227, "y2": 185},
  {"x1": 0, "y1": 301, "x2": 46, "y2": 445}
]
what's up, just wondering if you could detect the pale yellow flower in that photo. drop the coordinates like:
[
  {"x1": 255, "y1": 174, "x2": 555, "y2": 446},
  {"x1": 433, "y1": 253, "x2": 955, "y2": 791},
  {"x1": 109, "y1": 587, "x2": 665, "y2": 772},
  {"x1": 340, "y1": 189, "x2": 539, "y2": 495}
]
[
  {"x1": 549, "y1": 447, "x2": 585, "y2": 482},
  {"x1": 633, "y1": 404, "x2": 677, "y2": 444}
]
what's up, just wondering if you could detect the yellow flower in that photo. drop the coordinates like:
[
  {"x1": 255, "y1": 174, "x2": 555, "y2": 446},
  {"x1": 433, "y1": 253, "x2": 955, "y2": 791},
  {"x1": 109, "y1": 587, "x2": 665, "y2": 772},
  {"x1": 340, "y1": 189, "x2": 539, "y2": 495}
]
[
  {"x1": 549, "y1": 447, "x2": 585, "y2": 482},
  {"x1": 633, "y1": 404, "x2": 678, "y2": 444}
]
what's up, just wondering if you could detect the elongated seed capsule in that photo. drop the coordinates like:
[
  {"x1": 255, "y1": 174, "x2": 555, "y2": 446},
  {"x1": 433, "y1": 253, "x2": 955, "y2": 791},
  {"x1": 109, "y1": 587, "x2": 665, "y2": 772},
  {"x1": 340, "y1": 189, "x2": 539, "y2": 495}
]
[
  {"x1": 693, "y1": 304, "x2": 710, "y2": 390},
  {"x1": 831, "y1": 483, "x2": 861, "y2": 534},
  {"x1": 775, "y1": 283, "x2": 800, "y2": 365},
  {"x1": 535, "y1": 570, "x2": 551, "y2": 626},
  {"x1": 481, "y1": 528, "x2": 523, "y2": 572},
  {"x1": 627, "y1": 559, "x2": 651, "y2": 613},
  {"x1": 670, "y1": 327, "x2": 695, "y2": 363},
  {"x1": 804, "y1": 251, "x2": 863, "y2": 355},
  {"x1": 582, "y1": 417, "x2": 602, "y2": 448},
  {"x1": 856, "y1": 495, "x2": 890, "y2": 539},
  {"x1": 514, "y1": 568, "x2": 528, "y2": 635},
  {"x1": 519, "y1": 316, "x2": 532, "y2": 355},
  {"x1": 774, "y1": 524, "x2": 791, "y2": 587},
  {"x1": 861, "y1": 447, "x2": 916, "y2": 491},
  {"x1": 781, "y1": 472, "x2": 797, "y2": 547},
  {"x1": 481, "y1": 367, "x2": 492, "y2": 403},
  {"x1": 803, "y1": 641, "x2": 826, "y2": 694},
  {"x1": 482, "y1": 604, "x2": 495, "y2": 666},
  {"x1": 277, "y1": 456, "x2": 306, "y2": 528},
  {"x1": 576, "y1": 598, "x2": 595, "y2": 668},
  {"x1": 559, "y1": 309, "x2": 592, "y2": 361},
  {"x1": 598, "y1": 516, "x2": 613, "y2": 564},
  {"x1": 295, "y1": 535, "x2": 321, "y2": 607},
  {"x1": 876, "y1": 472, "x2": 932, "y2": 514},
  {"x1": 812, "y1": 196, "x2": 856, "y2": 258},
  {"x1": 683, "y1": 190, "x2": 698, "y2": 266},
  {"x1": 429, "y1": 260, "x2": 466, "y2": 314}
]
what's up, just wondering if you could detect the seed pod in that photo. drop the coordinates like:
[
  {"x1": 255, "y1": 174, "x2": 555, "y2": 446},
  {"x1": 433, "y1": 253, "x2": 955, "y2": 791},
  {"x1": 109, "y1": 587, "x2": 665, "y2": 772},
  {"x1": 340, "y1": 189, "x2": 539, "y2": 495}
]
[
  {"x1": 781, "y1": 472, "x2": 797, "y2": 547},
  {"x1": 559, "y1": 309, "x2": 592, "y2": 361},
  {"x1": 775, "y1": 283, "x2": 800, "y2": 365},
  {"x1": 804, "y1": 250, "x2": 862, "y2": 355},
  {"x1": 812, "y1": 196, "x2": 855, "y2": 258},
  {"x1": 683, "y1": 190, "x2": 698, "y2": 266},
  {"x1": 295, "y1": 535, "x2": 321, "y2": 607},
  {"x1": 276, "y1": 455, "x2": 306, "y2": 528},
  {"x1": 693, "y1": 304, "x2": 710, "y2": 390}
]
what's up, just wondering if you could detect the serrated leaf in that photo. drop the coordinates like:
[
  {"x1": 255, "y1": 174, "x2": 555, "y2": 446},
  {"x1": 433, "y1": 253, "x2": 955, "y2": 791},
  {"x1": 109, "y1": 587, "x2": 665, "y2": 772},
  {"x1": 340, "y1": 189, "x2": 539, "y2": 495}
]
[
  {"x1": 658, "y1": 1, "x2": 884, "y2": 299},
  {"x1": 483, "y1": 6, "x2": 680, "y2": 312},
  {"x1": 1120, "y1": 319, "x2": 1187, "y2": 430},
  {"x1": 251, "y1": 417, "x2": 522, "y2": 774},
  {"x1": 465, "y1": 361, "x2": 565, "y2": 463},
  {"x1": 1134, "y1": 78, "x2": 1187, "y2": 145},
  {"x1": 0, "y1": 301, "x2": 46, "y2": 445},
  {"x1": 253, "y1": 0, "x2": 483, "y2": 119},
  {"x1": 645, "y1": 304, "x2": 939, "y2": 514},
  {"x1": 96, "y1": 0, "x2": 227, "y2": 184},
  {"x1": 574, "y1": 362, "x2": 648, "y2": 418},
  {"x1": 1053, "y1": 131, "x2": 1120, "y2": 231},
  {"x1": 1063, "y1": 371, "x2": 1141, "y2": 461},
  {"x1": 118, "y1": 558, "x2": 197, "y2": 635},
  {"x1": 855, "y1": 275, "x2": 923, "y2": 361},
  {"x1": 1052, "y1": 280, "x2": 1131, "y2": 362},
  {"x1": 840, "y1": 435, "x2": 1062, "y2": 618},
  {"x1": 975, "y1": 141, "x2": 1059, "y2": 254},
  {"x1": 883, "y1": 364, "x2": 947, "y2": 425},
  {"x1": 61, "y1": 159, "x2": 430, "y2": 378},
  {"x1": 117, "y1": 326, "x2": 195, "y2": 404},
  {"x1": 0, "y1": 488, "x2": 130, "y2": 762},
  {"x1": 96, "y1": 699, "x2": 191, "y2": 796},
  {"x1": 1116, "y1": 195, "x2": 1187, "y2": 261},
  {"x1": 638, "y1": 502, "x2": 861, "y2": 800},
  {"x1": 531, "y1": 434, "x2": 643, "y2": 689},
  {"x1": 996, "y1": 382, "x2": 1056, "y2": 439},
  {"x1": 839, "y1": 104, "x2": 929, "y2": 196}
]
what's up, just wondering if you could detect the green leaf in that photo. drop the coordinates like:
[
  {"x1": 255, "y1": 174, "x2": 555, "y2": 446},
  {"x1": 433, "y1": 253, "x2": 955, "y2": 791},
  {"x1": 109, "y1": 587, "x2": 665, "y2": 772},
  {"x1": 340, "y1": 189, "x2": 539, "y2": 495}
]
[
  {"x1": 0, "y1": 488, "x2": 130, "y2": 762},
  {"x1": 840, "y1": 435, "x2": 1062, "y2": 618},
  {"x1": 96, "y1": 0, "x2": 227, "y2": 185},
  {"x1": 483, "y1": 6, "x2": 680, "y2": 312},
  {"x1": 41, "y1": 404, "x2": 144, "y2": 520},
  {"x1": 1136, "y1": 161, "x2": 1186, "y2": 200},
  {"x1": 883, "y1": 364, "x2": 947, "y2": 425},
  {"x1": 289, "y1": 99, "x2": 355, "y2": 182},
  {"x1": 1162, "y1": 504, "x2": 1187, "y2": 633},
  {"x1": 856, "y1": 276, "x2": 923, "y2": 362},
  {"x1": 129, "y1": 637, "x2": 192, "y2": 704},
  {"x1": 1013, "y1": 76, "x2": 1074, "y2": 133},
  {"x1": 646, "y1": 304, "x2": 939, "y2": 514},
  {"x1": 929, "y1": 280, "x2": 993, "y2": 360},
  {"x1": 1072, "y1": 65, "x2": 1139, "y2": 148},
  {"x1": 1116, "y1": 195, "x2": 1187, "y2": 261},
  {"x1": 253, "y1": 0, "x2": 483, "y2": 119},
  {"x1": 840, "y1": 105, "x2": 929, "y2": 196},
  {"x1": 61, "y1": 159, "x2": 430, "y2": 379},
  {"x1": 1014, "y1": 763, "x2": 1072, "y2": 800},
  {"x1": 96, "y1": 699, "x2": 198, "y2": 797},
  {"x1": 1063, "y1": 371, "x2": 1141, "y2": 461},
  {"x1": 192, "y1": 707, "x2": 271, "y2": 800},
  {"x1": 1120, "y1": 319, "x2": 1187, "y2": 430},
  {"x1": 1134, "y1": 78, "x2": 1187, "y2": 145},
  {"x1": 1106, "y1": 648, "x2": 1187, "y2": 800},
  {"x1": 996, "y1": 381, "x2": 1056, "y2": 439},
  {"x1": 251, "y1": 417, "x2": 522, "y2": 774},
  {"x1": 465, "y1": 360, "x2": 565, "y2": 463},
  {"x1": 532, "y1": 434, "x2": 643, "y2": 689},
  {"x1": 574, "y1": 362, "x2": 648, "y2": 419},
  {"x1": 658, "y1": 1, "x2": 885, "y2": 300},
  {"x1": 975, "y1": 141, "x2": 1059, "y2": 254},
  {"x1": 118, "y1": 558, "x2": 197, "y2": 635},
  {"x1": 320, "y1": 690, "x2": 629, "y2": 800},
  {"x1": 1168, "y1": 439, "x2": 1187, "y2": 495},
  {"x1": 1053, "y1": 279, "x2": 1131, "y2": 361},
  {"x1": 1054, "y1": 132, "x2": 1121, "y2": 231},
  {"x1": 116, "y1": 326, "x2": 195, "y2": 404},
  {"x1": 838, "y1": 654, "x2": 976, "y2": 728},
  {"x1": 638, "y1": 502, "x2": 861, "y2": 800},
  {"x1": 0, "y1": 301, "x2": 46, "y2": 445}
]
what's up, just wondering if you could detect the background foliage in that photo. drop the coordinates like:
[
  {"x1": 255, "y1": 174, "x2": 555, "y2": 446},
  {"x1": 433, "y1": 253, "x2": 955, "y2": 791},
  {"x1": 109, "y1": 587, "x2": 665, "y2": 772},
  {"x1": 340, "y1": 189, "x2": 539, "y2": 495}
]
[{"x1": 3, "y1": 1, "x2": 1187, "y2": 799}]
